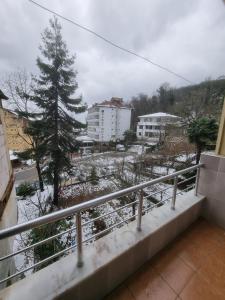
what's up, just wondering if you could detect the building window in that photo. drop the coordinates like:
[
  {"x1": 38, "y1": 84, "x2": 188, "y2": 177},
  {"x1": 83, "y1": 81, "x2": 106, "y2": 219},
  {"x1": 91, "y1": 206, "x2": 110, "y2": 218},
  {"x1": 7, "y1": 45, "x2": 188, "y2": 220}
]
[{"x1": 139, "y1": 125, "x2": 143, "y2": 129}]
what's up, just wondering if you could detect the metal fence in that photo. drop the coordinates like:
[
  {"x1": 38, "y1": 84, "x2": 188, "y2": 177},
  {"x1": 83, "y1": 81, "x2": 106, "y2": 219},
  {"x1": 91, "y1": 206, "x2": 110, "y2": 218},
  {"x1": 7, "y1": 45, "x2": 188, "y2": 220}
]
[{"x1": 0, "y1": 163, "x2": 203, "y2": 286}]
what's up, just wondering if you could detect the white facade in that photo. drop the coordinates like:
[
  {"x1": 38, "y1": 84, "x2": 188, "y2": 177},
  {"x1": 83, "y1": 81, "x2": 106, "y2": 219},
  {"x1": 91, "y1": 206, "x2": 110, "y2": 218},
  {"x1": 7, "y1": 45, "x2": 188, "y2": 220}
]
[
  {"x1": 87, "y1": 98, "x2": 131, "y2": 142},
  {"x1": 136, "y1": 112, "x2": 180, "y2": 142}
]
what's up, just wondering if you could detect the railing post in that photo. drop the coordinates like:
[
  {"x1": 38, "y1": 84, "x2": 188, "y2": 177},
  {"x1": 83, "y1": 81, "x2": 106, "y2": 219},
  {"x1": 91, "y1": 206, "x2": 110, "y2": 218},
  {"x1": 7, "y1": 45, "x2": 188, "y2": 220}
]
[
  {"x1": 137, "y1": 189, "x2": 144, "y2": 232},
  {"x1": 76, "y1": 212, "x2": 83, "y2": 267},
  {"x1": 195, "y1": 167, "x2": 200, "y2": 196},
  {"x1": 171, "y1": 176, "x2": 178, "y2": 210}
]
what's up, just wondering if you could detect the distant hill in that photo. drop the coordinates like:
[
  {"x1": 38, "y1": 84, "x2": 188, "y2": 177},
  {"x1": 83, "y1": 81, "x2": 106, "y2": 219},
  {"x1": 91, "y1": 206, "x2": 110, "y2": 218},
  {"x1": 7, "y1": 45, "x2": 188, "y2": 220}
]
[{"x1": 130, "y1": 78, "x2": 225, "y2": 123}]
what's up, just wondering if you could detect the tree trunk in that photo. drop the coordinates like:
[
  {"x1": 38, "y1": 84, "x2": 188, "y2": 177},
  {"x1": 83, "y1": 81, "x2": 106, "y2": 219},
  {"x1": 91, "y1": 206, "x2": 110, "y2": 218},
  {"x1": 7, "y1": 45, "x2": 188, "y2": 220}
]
[
  {"x1": 36, "y1": 160, "x2": 44, "y2": 192},
  {"x1": 196, "y1": 144, "x2": 201, "y2": 164},
  {"x1": 53, "y1": 164, "x2": 59, "y2": 206}
]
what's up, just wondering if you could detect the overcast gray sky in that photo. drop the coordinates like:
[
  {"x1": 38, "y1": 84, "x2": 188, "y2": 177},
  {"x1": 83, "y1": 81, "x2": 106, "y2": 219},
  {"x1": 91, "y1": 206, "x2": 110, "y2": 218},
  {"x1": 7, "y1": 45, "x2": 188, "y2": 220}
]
[{"x1": 1, "y1": 0, "x2": 225, "y2": 105}]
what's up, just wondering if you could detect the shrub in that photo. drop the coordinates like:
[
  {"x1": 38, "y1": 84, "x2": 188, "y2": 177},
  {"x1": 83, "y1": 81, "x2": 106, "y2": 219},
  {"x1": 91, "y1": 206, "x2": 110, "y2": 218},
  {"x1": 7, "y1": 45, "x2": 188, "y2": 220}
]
[{"x1": 16, "y1": 182, "x2": 36, "y2": 198}]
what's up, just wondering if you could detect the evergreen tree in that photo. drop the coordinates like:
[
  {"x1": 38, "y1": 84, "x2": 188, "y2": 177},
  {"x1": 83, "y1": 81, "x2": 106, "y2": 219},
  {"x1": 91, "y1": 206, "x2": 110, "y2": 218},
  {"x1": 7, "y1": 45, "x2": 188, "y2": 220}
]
[
  {"x1": 90, "y1": 166, "x2": 99, "y2": 185},
  {"x1": 123, "y1": 129, "x2": 137, "y2": 144},
  {"x1": 33, "y1": 17, "x2": 86, "y2": 205},
  {"x1": 187, "y1": 117, "x2": 218, "y2": 164},
  {"x1": 15, "y1": 118, "x2": 46, "y2": 191}
]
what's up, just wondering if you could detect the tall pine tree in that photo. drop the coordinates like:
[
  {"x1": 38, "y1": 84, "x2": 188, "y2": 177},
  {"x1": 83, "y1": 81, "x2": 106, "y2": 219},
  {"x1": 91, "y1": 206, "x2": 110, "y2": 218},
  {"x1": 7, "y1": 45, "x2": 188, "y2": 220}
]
[{"x1": 34, "y1": 17, "x2": 86, "y2": 205}]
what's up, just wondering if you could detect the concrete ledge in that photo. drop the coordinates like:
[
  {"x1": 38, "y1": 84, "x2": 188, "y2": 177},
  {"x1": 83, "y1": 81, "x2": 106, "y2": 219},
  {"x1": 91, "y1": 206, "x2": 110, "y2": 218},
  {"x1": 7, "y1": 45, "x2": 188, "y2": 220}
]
[
  {"x1": 199, "y1": 153, "x2": 225, "y2": 229},
  {"x1": 0, "y1": 191, "x2": 205, "y2": 300}
]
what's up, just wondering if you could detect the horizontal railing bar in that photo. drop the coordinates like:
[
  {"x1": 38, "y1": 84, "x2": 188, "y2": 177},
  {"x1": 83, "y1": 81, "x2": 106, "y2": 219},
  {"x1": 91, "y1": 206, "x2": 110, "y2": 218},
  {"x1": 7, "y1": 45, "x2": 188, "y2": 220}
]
[
  {"x1": 143, "y1": 186, "x2": 173, "y2": 201},
  {"x1": 0, "y1": 243, "x2": 77, "y2": 285},
  {"x1": 177, "y1": 175, "x2": 196, "y2": 185},
  {"x1": 0, "y1": 164, "x2": 203, "y2": 240},
  {"x1": 82, "y1": 200, "x2": 139, "y2": 227},
  {"x1": 83, "y1": 213, "x2": 138, "y2": 243},
  {"x1": 0, "y1": 226, "x2": 76, "y2": 262},
  {"x1": 142, "y1": 196, "x2": 172, "y2": 213}
]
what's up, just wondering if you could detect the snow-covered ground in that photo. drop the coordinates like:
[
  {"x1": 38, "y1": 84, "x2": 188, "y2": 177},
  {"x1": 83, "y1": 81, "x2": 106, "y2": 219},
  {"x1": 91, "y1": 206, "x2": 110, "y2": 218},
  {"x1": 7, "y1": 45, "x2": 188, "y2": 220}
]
[{"x1": 13, "y1": 150, "x2": 191, "y2": 279}]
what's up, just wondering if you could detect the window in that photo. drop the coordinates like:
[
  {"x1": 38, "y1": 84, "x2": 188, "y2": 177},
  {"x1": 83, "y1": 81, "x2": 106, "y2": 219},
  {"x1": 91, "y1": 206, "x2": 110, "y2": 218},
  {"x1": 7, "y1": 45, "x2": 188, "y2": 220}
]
[
  {"x1": 139, "y1": 125, "x2": 143, "y2": 129},
  {"x1": 139, "y1": 132, "x2": 142, "y2": 136}
]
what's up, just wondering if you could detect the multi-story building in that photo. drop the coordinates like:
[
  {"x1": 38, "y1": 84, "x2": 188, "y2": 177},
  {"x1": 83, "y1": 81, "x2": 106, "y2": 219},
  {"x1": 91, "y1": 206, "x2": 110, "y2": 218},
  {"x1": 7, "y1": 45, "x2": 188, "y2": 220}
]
[
  {"x1": 2, "y1": 109, "x2": 31, "y2": 152},
  {"x1": 136, "y1": 112, "x2": 180, "y2": 142},
  {"x1": 0, "y1": 90, "x2": 17, "y2": 288},
  {"x1": 87, "y1": 97, "x2": 132, "y2": 142}
]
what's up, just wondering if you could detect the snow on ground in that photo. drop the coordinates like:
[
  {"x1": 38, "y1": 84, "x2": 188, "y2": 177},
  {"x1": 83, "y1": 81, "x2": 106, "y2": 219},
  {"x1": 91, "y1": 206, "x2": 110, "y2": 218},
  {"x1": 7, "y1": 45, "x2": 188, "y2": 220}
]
[
  {"x1": 176, "y1": 153, "x2": 196, "y2": 162},
  {"x1": 128, "y1": 145, "x2": 149, "y2": 155},
  {"x1": 13, "y1": 186, "x2": 53, "y2": 275},
  {"x1": 148, "y1": 166, "x2": 176, "y2": 176},
  {"x1": 13, "y1": 150, "x2": 191, "y2": 278}
]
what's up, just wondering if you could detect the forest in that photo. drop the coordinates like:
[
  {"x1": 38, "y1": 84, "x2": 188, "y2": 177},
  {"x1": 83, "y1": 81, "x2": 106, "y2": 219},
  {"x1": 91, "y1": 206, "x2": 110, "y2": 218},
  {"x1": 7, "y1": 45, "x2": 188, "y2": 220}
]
[{"x1": 129, "y1": 78, "x2": 225, "y2": 124}]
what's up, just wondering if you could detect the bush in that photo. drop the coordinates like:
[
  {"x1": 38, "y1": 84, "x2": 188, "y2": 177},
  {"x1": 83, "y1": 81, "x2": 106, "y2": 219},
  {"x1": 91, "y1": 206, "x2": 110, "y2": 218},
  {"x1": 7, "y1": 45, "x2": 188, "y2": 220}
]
[
  {"x1": 28, "y1": 217, "x2": 73, "y2": 271},
  {"x1": 16, "y1": 182, "x2": 36, "y2": 198},
  {"x1": 90, "y1": 166, "x2": 99, "y2": 185}
]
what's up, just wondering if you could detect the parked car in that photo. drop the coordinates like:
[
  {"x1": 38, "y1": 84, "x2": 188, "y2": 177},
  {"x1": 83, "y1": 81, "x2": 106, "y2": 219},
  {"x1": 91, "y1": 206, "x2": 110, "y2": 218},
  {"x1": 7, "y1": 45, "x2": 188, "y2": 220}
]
[{"x1": 116, "y1": 144, "x2": 125, "y2": 152}]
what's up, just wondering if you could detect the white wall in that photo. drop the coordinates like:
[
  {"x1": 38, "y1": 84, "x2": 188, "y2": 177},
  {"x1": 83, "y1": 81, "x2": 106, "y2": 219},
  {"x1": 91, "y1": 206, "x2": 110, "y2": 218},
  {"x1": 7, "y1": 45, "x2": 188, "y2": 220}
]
[
  {"x1": 117, "y1": 108, "x2": 131, "y2": 140},
  {"x1": 87, "y1": 105, "x2": 131, "y2": 142}
]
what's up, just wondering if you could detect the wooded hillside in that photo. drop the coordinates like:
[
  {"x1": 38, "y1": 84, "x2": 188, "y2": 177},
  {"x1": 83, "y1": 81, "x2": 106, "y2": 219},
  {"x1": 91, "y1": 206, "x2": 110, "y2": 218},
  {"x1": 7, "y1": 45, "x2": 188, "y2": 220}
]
[{"x1": 130, "y1": 78, "x2": 225, "y2": 123}]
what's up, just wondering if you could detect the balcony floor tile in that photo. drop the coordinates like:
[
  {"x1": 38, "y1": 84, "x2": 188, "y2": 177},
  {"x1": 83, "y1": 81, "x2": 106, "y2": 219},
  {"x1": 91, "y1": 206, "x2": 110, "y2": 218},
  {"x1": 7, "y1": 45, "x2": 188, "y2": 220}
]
[{"x1": 104, "y1": 218, "x2": 225, "y2": 300}]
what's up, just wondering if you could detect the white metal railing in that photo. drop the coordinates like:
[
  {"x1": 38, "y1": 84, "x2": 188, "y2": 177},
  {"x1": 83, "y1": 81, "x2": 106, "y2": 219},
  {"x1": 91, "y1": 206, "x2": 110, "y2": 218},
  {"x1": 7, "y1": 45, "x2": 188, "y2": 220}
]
[{"x1": 0, "y1": 164, "x2": 203, "y2": 286}]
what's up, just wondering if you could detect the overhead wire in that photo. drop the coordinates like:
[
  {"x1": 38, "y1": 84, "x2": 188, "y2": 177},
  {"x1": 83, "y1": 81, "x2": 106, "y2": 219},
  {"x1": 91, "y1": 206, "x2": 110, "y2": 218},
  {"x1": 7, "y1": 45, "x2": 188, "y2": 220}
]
[{"x1": 28, "y1": 0, "x2": 194, "y2": 84}]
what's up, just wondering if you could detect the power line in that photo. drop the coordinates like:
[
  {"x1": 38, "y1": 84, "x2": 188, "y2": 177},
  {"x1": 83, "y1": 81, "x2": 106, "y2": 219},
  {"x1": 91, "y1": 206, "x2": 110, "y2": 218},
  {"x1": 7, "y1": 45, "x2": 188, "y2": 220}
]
[{"x1": 28, "y1": 0, "x2": 194, "y2": 84}]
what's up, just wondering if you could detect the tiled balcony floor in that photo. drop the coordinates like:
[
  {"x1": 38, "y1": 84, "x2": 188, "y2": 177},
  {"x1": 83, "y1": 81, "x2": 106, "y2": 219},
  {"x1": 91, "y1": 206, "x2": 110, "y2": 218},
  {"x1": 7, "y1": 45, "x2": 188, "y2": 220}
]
[{"x1": 104, "y1": 218, "x2": 225, "y2": 300}]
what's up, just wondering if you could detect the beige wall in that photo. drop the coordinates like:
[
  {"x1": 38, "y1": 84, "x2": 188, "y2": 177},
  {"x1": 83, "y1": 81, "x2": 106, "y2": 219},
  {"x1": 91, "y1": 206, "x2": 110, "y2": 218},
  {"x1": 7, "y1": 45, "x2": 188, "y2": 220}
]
[
  {"x1": 3, "y1": 109, "x2": 31, "y2": 152},
  {"x1": 199, "y1": 153, "x2": 225, "y2": 229},
  {"x1": 215, "y1": 98, "x2": 225, "y2": 156},
  {"x1": 0, "y1": 107, "x2": 17, "y2": 289},
  {"x1": 0, "y1": 108, "x2": 11, "y2": 200}
]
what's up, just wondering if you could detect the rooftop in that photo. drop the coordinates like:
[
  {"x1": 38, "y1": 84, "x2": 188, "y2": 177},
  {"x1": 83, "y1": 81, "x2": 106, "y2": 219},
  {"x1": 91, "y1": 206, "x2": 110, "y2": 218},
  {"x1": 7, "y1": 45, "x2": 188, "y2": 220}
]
[
  {"x1": 138, "y1": 112, "x2": 179, "y2": 118},
  {"x1": 91, "y1": 97, "x2": 131, "y2": 109},
  {"x1": 75, "y1": 135, "x2": 94, "y2": 142}
]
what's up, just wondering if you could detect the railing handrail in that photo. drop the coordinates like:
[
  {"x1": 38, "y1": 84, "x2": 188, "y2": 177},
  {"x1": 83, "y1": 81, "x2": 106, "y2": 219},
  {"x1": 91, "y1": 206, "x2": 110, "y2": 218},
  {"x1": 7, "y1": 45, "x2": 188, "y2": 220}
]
[{"x1": 0, "y1": 163, "x2": 203, "y2": 240}]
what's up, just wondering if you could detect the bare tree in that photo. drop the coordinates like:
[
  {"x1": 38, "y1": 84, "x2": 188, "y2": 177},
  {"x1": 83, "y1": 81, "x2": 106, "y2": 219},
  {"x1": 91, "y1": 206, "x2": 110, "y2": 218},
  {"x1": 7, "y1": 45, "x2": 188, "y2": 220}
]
[
  {"x1": 2, "y1": 69, "x2": 36, "y2": 113},
  {"x1": 2, "y1": 69, "x2": 45, "y2": 191}
]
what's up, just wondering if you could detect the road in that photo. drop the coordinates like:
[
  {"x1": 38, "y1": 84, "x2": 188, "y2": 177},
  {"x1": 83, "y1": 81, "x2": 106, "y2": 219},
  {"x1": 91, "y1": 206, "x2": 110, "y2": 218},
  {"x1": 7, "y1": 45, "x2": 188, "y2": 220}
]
[{"x1": 15, "y1": 166, "x2": 38, "y2": 185}]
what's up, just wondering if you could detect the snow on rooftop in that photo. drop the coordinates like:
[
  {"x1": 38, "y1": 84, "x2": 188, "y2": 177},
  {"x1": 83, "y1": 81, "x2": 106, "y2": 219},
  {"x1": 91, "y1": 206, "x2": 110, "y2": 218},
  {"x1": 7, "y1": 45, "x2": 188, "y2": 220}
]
[
  {"x1": 76, "y1": 135, "x2": 94, "y2": 142},
  {"x1": 138, "y1": 112, "x2": 179, "y2": 118}
]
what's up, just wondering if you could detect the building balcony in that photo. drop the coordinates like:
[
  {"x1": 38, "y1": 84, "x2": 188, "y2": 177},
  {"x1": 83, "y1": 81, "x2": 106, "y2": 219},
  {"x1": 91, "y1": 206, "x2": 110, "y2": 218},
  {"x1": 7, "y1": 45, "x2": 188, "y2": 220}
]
[{"x1": 0, "y1": 153, "x2": 225, "y2": 299}]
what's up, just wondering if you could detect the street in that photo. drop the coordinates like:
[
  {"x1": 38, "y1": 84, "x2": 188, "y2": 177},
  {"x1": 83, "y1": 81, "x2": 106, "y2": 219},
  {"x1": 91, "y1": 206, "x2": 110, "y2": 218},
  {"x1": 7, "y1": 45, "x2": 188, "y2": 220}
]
[{"x1": 14, "y1": 166, "x2": 38, "y2": 185}]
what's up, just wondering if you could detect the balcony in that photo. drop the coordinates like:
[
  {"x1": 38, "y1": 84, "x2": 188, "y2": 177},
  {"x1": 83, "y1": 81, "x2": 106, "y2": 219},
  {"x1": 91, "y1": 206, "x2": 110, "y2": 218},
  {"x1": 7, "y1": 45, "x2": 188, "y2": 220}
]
[
  {"x1": 0, "y1": 153, "x2": 225, "y2": 299},
  {"x1": 106, "y1": 218, "x2": 225, "y2": 299}
]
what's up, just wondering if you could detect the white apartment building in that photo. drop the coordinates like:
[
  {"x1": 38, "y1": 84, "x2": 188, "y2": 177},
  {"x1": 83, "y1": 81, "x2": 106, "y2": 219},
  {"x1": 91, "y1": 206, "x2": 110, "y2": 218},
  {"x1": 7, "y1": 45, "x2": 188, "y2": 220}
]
[
  {"x1": 87, "y1": 98, "x2": 132, "y2": 142},
  {"x1": 136, "y1": 112, "x2": 180, "y2": 142}
]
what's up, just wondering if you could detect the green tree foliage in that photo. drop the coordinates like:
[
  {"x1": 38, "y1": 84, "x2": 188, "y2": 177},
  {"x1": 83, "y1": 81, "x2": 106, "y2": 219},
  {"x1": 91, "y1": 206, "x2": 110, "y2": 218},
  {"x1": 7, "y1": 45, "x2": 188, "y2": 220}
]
[
  {"x1": 130, "y1": 79, "x2": 225, "y2": 125},
  {"x1": 90, "y1": 166, "x2": 99, "y2": 185},
  {"x1": 187, "y1": 117, "x2": 218, "y2": 164},
  {"x1": 123, "y1": 129, "x2": 137, "y2": 144},
  {"x1": 28, "y1": 217, "x2": 73, "y2": 270},
  {"x1": 16, "y1": 182, "x2": 36, "y2": 198},
  {"x1": 15, "y1": 118, "x2": 46, "y2": 191},
  {"x1": 33, "y1": 17, "x2": 86, "y2": 205}
]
